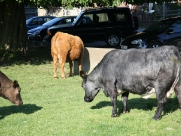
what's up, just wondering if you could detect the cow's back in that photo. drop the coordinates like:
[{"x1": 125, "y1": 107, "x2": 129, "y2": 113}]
[
  {"x1": 51, "y1": 32, "x2": 84, "y2": 60},
  {"x1": 69, "y1": 35, "x2": 84, "y2": 60},
  {"x1": 0, "y1": 71, "x2": 12, "y2": 88},
  {"x1": 51, "y1": 32, "x2": 71, "y2": 57},
  {"x1": 93, "y1": 46, "x2": 180, "y2": 93}
]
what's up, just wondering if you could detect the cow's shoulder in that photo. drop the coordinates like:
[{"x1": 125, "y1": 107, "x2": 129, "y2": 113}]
[{"x1": 0, "y1": 71, "x2": 12, "y2": 84}]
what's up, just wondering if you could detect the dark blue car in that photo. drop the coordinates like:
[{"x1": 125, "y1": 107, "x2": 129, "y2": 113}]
[
  {"x1": 28, "y1": 16, "x2": 76, "y2": 41},
  {"x1": 26, "y1": 16, "x2": 56, "y2": 30}
]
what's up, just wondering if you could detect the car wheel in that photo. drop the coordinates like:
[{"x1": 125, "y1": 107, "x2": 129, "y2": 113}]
[
  {"x1": 106, "y1": 34, "x2": 120, "y2": 47},
  {"x1": 148, "y1": 42, "x2": 162, "y2": 48}
]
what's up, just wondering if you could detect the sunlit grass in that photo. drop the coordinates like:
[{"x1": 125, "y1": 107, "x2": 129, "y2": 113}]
[{"x1": 0, "y1": 48, "x2": 181, "y2": 136}]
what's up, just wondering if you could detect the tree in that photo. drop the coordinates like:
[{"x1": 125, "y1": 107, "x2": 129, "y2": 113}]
[{"x1": 0, "y1": 0, "x2": 27, "y2": 55}]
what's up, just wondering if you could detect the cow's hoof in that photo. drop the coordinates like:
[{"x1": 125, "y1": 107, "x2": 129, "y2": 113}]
[
  {"x1": 152, "y1": 116, "x2": 161, "y2": 120},
  {"x1": 122, "y1": 110, "x2": 130, "y2": 114},
  {"x1": 54, "y1": 77, "x2": 58, "y2": 79},
  {"x1": 111, "y1": 114, "x2": 119, "y2": 117}
]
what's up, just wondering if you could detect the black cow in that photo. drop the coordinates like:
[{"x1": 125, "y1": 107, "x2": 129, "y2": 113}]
[
  {"x1": 0, "y1": 71, "x2": 23, "y2": 106},
  {"x1": 80, "y1": 46, "x2": 181, "y2": 120}
]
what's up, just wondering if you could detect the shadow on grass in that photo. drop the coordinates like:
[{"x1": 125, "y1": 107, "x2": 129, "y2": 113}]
[
  {"x1": 91, "y1": 97, "x2": 179, "y2": 117},
  {"x1": 0, "y1": 104, "x2": 42, "y2": 120}
]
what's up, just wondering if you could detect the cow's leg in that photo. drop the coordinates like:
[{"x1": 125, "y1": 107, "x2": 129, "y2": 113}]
[
  {"x1": 52, "y1": 55, "x2": 58, "y2": 78},
  {"x1": 106, "y1": 84, "x2": 118, "y2": 117},
  {"x1": 78, "y1": 56, "x2": 83, "y2": 75},
  {"x1": 174, "y1": 80, "x2": 181, "y2": 110},
  {"x1": 110, "y1": 93, "x2": 118, "y2": 117},
  {"x1": 60, "y1": 56, "x2": 66, "y2": 78},
  {"x1": 154, "y1": 86, "x2": 168, "y2": 120},
  {"x1": 68, "y1": 60, "x2": 73, "y2": 77},
  {"x1": 121, "y1": 92, "x2": 129, "y2": 113}
]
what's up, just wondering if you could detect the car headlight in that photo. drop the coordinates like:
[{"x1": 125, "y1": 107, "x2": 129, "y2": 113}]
[{"x1": 131, "y1": 39, "x2": 142, "y2": 44}]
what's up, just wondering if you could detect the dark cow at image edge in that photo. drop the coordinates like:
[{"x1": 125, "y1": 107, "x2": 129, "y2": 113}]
[
  {"x1": 80, "y1": 45, "x2": 181, "y2": 120},
  {"x1": 0, "y1": 71, "x2": 23, "y2": 106}
]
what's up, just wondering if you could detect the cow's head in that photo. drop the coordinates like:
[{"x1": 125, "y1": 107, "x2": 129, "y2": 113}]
[
  {"x1": 80, "y1": 71, "x2": 100, "y2": 102},
  {"x1": 1, "y1": 80, "x2": 23, "y2": 106}
]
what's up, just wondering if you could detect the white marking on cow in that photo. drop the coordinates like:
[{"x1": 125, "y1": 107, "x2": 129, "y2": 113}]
[
  {"x1": 117, "y1": 89, "x2": 126, "y2": 96},
  {"x1": 141, "y1": 88, "x2": 156, "y2": 99}
]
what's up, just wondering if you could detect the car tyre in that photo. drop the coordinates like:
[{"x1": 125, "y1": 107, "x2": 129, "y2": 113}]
[
  {"x1": 148, "y1": 41, "x2": 162, "y2": 48},
  {"x1": 106, "y1": 34, "x2": 120, "y2": 47}
]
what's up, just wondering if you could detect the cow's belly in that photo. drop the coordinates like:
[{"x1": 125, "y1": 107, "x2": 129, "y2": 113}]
[
  {"x1": 117, "y1": 86, "x2": 156, "y2": 99},
  {"x1": 141, "y1": 88, "x2": 155, "y2": 99}
]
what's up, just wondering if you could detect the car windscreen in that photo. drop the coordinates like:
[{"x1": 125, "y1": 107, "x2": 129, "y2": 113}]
[
  {"x1": 72, "y1": 12, "x2": 84, "y2": 25},
  {"x1": 144, "y1": 19, "x2": 174, "y2": 33},
  {"x1": 26, "y1": 18, "x2": 33, "y2": 24},
  {"x1": 42, "y1": 18, "x2": 60, "y2": 26}
]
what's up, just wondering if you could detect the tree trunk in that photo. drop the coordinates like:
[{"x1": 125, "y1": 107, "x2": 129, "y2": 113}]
[
  {"x1": 0, "y1": 1, "x2": 5, "y2": 43},
  {"x1": 0, "y1": 0, "x2": 27, "y2": 54}
]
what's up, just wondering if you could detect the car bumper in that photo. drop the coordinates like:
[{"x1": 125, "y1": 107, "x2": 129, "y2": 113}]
[{"x1": 28, "y1": 34, "x2": 43, "y2": 41}]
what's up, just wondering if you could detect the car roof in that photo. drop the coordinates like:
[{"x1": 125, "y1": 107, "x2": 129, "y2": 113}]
[
  {"x1": 28, "y1": 15, "x2": 56, "y2": 19},
  {"x1": 59, "y1": 16, "x2": 77, "y2": 18},
  {"x1": 83, "y1": 6, "x2": 130, "y2": 13},
  {"x1": 162, "y1": 16, "x2": 181, "y2": 21}
]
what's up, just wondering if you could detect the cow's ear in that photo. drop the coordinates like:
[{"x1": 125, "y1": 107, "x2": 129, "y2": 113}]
[
  {"x1": 80, "y1": 70, "x2": 86, "y2": 78},
  {"x1": 13, "y1": 80, "x2": 19, "y2": 88}
]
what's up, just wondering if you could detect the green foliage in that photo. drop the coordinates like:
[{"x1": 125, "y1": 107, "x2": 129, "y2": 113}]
[
  {"x1": 1, "y1": 0, "x2": 180, "y2": 7},
  {"x1": 1, "y1": 0, "x2": 179, "y2": 8}
]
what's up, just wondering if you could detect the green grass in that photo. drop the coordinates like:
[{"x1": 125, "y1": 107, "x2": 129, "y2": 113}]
[{"x1": 0, "y1": 47, "x2": 181, "y2": 136}]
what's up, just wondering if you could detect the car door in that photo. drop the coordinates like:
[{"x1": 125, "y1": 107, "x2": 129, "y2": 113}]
[
  {"x1": 91, "y1": 12, "x2": 113, "y2": 41},
  {"x1": 164, "y1": 19, "x2": 181, "y2": 48},
  {"x1": 72, "y1": 13, "x2": 95, "y2": 42}
]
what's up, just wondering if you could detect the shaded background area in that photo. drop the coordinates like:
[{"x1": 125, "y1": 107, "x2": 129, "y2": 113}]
[{"x1": 0, "y1": 40, "x2": 116, "y2": 67}]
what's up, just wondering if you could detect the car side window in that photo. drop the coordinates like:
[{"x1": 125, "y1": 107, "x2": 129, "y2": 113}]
[
  {"x1": 115, "y1": 13, "x2": 126, "y2": 21},
  {"x1": 114, "y1": 13, "x2": 128, "y2": 25},
  {"x1": 44, "y1": 17, "x2": 52, "y2": 23},
  {"x1": 77, "y1": 14, "x2": 93, "y2": 26},
  {"x1": 29, "y1": 18, "x2": 39, "y2": 25},
  {"x1": 30, "y1": 18, "x2": 44, "y2": 25},
  {"x1": 93, "y1": 13, "x2": 109, "y2": 24},
  {"x1": 37, "y1": 18, "x2": 44, "y2": 25}
]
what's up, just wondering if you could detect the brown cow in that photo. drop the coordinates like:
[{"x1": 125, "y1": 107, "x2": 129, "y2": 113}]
[
  {"x1": 0, "y1": 71, "x2": 23, "y2": 106},
  {"x1": 51, "y1": 32, "x2": 84, "y2": 78}
]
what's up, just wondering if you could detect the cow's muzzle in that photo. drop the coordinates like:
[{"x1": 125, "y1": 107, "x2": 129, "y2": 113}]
[
  {"x1": 84, "y1": 97, "x2": 93, "y2": 102},
  {"x1": 15, "y1": 101, "x2": 23, "y2": 106}
]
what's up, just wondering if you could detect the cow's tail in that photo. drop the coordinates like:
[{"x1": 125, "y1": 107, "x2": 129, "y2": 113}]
[
  {"x1": 166, "y1": 65, "x2": 180, "y2": 98},
  {"x1": 51, "y1": 32, "x2": 59, "y2": 47}
]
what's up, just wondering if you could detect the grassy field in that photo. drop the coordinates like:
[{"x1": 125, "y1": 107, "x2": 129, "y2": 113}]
[{"x1": 0, "y1": 47, "x2": 181, "y2": 136}]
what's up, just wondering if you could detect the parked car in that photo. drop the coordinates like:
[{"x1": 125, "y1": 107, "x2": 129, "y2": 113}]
[
  {"x1": 45, "y1": 7, "x2": 138, "y2": 47},
  {"x1": 121, "y1": 16, "x2": 181, "y2": 49},
  {"x1": 28, "y1": 16, "x2": 76, "y2": 41},
  {"x1": 26, "y1": 16, "x2": 56, "y2": 30}
]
